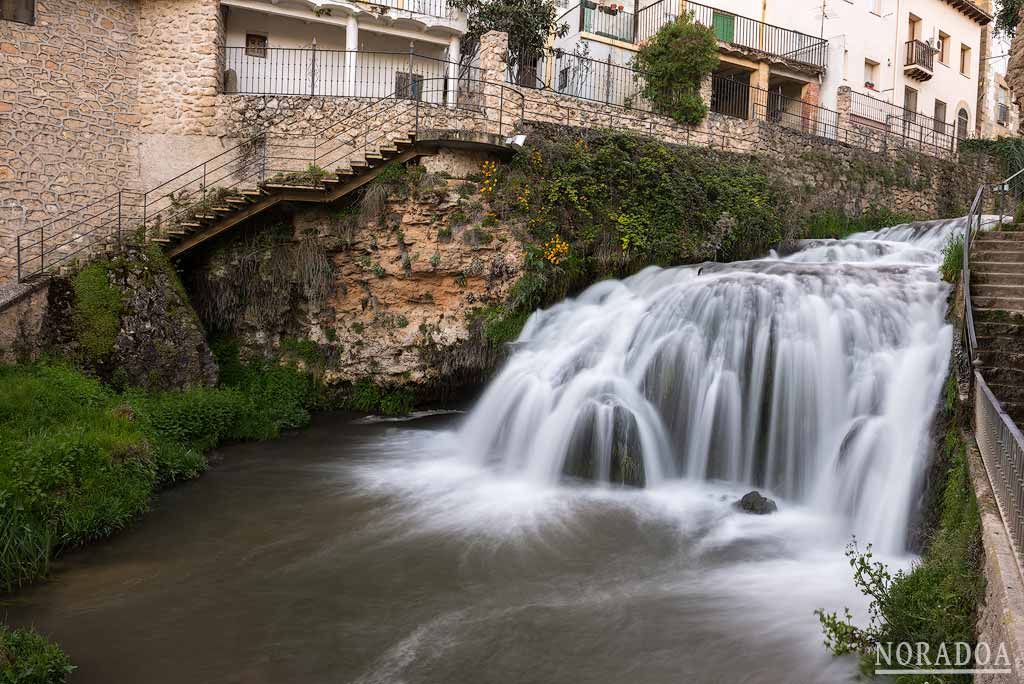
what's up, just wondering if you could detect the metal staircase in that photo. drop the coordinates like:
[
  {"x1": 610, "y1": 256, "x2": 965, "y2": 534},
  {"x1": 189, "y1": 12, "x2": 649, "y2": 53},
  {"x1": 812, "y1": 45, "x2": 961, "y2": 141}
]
[{"x1": 14, "y1": 78, "x2": 524, "y2": 279}]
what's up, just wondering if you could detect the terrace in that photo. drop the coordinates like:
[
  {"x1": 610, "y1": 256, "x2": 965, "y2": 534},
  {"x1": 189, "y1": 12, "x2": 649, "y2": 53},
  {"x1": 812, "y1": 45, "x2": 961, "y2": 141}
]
[{"x1": 554, "y1": 0, "x2": 829, "y2": 72}]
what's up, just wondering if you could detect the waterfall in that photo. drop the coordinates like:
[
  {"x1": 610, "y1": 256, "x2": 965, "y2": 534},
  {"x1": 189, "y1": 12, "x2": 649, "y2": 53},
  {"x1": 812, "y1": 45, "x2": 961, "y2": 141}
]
[{"x1": 457, "y1": 218, "x2": 972, "y2": 551}]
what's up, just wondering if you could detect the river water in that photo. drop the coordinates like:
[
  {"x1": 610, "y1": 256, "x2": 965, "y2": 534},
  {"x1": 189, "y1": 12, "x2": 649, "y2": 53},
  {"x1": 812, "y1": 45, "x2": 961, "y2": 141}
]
[{"x1": 4, "y1": 219, "x2": 969, "y2": 683}]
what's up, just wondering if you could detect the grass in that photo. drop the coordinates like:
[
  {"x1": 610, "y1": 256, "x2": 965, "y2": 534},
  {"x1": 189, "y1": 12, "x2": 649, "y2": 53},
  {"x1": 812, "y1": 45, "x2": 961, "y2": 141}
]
[
  {"x1": 802, "y1": 208, "x2": 916, "y2": 240},
  {"x1": 0, "y1": 626, "x2": 74, "y2": 683},
  {"x1": 0, "y1": 358, "x2": 317, "y2": 594},
  {"x1": 71, "y1": 261, "x2": 124, "y2": 363},
  {"x1": 939, "y1": 235, "x2": 964, "y2": 283}
]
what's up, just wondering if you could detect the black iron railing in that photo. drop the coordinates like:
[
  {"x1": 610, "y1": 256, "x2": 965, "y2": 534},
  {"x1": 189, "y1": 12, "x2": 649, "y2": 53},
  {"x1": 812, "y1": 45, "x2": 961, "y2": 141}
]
[
  {"x1": 849, "y1": 90, "x2": 958, "y2": 154},
  {"x1": 507, "y1": 47, "x2": 648, "y2": 109},
  {"x1": 711, "y1": 74, "x2": 838, "y2": 139},
  {"x1": 362, "y1": 0, "x2": 453, "y2": 19},
  {"x1": 904, "y1": 39, "x2": 935, "y2": 71},
  {"x1": 223, "y1": 47, "x2": 480, "y2": 102},
  {"x1": 636, "y1": 0, "x2": 828, "y2": 70}
]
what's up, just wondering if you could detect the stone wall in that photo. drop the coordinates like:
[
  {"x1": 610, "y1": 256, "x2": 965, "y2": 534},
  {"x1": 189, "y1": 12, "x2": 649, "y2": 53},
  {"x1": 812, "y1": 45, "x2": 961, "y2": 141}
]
[{"x1": 0, "y1": 0, "x2": 142, "y2": 282}]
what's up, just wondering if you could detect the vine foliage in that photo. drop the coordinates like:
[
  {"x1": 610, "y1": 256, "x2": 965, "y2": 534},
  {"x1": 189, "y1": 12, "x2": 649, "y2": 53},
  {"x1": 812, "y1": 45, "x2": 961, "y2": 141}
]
[{"x1": 632, "y1": 13, "x2": 719, "y2": 125}]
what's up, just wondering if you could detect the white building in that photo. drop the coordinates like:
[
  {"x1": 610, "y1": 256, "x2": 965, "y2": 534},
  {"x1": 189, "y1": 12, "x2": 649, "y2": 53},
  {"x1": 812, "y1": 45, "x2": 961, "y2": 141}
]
[
  {"x1": 221, "y1": 0, "x2": 468, "y2": 103},
  {"x1": 543, "y1": 0, "x2": 992, "y2": 144}
]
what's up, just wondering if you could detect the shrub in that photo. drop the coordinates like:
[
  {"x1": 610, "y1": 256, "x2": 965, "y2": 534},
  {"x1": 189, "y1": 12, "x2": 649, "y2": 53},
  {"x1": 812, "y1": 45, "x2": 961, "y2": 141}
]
[
  {"x1": 632, "y1": 14, "x2": 719, "y2": 125},
  {"x1": 803, "y1": 207, "x2": 916, "y2": 240},
  {"x1": 0, "y1": 626, "x2": 74, "y2": 684},
  {"x1": 939, "y1": 234, "x2": 964, "y2": 283}
]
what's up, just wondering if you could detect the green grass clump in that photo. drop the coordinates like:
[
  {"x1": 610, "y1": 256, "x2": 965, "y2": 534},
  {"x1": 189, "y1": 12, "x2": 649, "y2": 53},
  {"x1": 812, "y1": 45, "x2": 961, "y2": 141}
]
[
  {"x1": 0, "y1": 625, "x2": 74, "y2": 683},
  {"x1": 939, "y1": 235, "x2": 964, "y2": 283},
  {"x1": 803, "y1": 208, "x2": 916, "y2": 240},
  {"x1": 346, "y1": 379, "x2": 413, "y2": 416},
  {"x1": 71, "y1": 261, "x2": 124, "y2": 362}
]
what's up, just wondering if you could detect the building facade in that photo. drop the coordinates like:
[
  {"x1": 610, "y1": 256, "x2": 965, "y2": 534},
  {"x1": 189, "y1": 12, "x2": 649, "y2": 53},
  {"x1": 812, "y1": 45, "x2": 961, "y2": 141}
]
[
  {"x1": 543, "y1": 0, "x2": 992, "y2": 142},
  {"x1": 978, "y1": 29, "x2": 1021, "y2": 137}
]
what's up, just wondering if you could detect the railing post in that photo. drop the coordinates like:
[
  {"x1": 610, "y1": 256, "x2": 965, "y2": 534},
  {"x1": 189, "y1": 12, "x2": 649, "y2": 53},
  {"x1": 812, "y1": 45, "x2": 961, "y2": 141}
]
[
  {"x1": 408, "y1": 41, "x2": 415, "y2": 98},
  {"x1": 311, "y1": 38, "x2": 317, "y2": 97},
  {"x1": 604, "y1": 53, "x2": 612, "y2": 104},
  {"x1": 16, "y1": 233, "x2": 21, "y2": 283},
  {"x1": 499, "y1": 85, "x2": 504, "y2": 136},
  {"x1": 39, "y1": 223, "x2": 43, "y2": 273}
]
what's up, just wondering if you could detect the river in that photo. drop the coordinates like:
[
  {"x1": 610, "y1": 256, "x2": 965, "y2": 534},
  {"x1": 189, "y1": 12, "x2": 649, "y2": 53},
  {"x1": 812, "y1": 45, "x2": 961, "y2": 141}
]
[{"x1": 3, "y1": 219, "x2": 969, "y2": 683}]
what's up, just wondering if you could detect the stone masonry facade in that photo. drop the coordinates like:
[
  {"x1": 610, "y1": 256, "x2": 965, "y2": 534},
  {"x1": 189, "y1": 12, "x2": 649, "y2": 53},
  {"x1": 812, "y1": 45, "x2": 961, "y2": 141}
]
[
  {"x1": 0, "y1": 18, "x2": 1004, "y2": 285},
  {"x1": 0, "y1": 0, "x2": 143, "y2": 279}
]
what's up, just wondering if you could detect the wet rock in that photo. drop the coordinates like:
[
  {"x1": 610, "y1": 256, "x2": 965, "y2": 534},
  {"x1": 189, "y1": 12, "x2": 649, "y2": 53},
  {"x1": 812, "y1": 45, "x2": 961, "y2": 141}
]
[{"x1": 735, "y1": 490, "x2": 778, "y2": 515}]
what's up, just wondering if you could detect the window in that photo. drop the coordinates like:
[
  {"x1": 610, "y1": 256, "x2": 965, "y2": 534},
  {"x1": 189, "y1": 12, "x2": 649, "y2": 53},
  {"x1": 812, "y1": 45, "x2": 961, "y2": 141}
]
[
  {"x1": 960, "y1": 44, "x2": 971, "y2": 76},
  {"x1": 0, "y1": 0, "x2": 35, "y2": 25},
  {"x1": 864, "y1": 59, "x2": 879, "y2": 88},
  {"x1": 245, "y1": 34, "x2": 267, "y2": 58},
  {"x1": 908, "y1": 14, "x2": 921, "y2": 41},
  {"x1": 937, "y1": 31, "x2": 949, "y2": 64},
  {"x1": 904, "y1": 86, "x2": 918, "y2": 115},
  {"x1": 957, "y1": 108, "x2": 969, "y2": 138},
  {"x1": 933, "y1": 99, "x2": 947, "y2": 132},
  {"x1": 998, "y1": 86, "x2": 1009, "y2": 125}
]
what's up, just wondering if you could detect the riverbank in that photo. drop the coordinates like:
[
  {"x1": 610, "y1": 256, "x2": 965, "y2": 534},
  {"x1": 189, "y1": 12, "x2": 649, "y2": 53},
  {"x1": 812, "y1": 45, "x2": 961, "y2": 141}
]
[{"x1": 0, "y1": 355, "x2": 320, "y2": 680}]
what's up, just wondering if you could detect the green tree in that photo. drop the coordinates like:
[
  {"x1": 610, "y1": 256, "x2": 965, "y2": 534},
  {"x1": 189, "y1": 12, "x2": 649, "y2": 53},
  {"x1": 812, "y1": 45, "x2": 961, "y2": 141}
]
[
  {"x1": 996, "y1": 0, "x2": 1022, "y2": 37},
  {"x1": 632, "y1": 13, "x2": 719, "y2": 125},
  {"x1": 446, "y1": 0, "x2": 568, "y2": 82}
]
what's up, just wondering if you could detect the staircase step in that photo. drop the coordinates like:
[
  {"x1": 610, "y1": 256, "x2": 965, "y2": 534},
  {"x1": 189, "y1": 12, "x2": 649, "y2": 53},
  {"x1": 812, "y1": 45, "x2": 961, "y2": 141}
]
[
  {"x1": 972, "y1": 249, "x2": 1024, "y2": 263},
  {"x1": 180, "y1": 222, "x2": 203, "y2": 230},
  {"x1": 976, "y1": 231, "x2": 1024, "y2": 242},
  {"x1": 194, "y1": 213, "x2": 218, "y2": 220},
  {"x1": 972, "y1": 271, "x2": 1024, "y2": 286},
  {"x1": 978, "y1": 350, "x2": 1024, "y2": 369},
  {"x1": 977, "y1": 334, "x2": 1024, "y2": 352},
  {"x1": 972, "y1": 296, "x2": 1024, "y2": 312},
  {"x1": 262, "y1": 183, "x2": 322, "y2": 191},
  {"x1": 210, "y1": 206, "x2": 233, "y2": 213},
  {"x1": 985, "y1": 383, "x2": 1024, "y2": 405},
  {"x1": 972, "y1": 260, "x2": 1024, "y2": 273},
  {"x1": 980, "y1": 366, "x2": 1024, "y2": 386},
  {"x1": 240, "y1": 189, "x2": 266, "y2": 198},
  {"x1": 151, "y1": 237, "x2": 173, "y2": 244},
  {"x1": 226, "y1": 198, "x2": 249, "y2": 206},
  {"x1": 973, "y1": 284, "x2": 1024, "y2": 298}
]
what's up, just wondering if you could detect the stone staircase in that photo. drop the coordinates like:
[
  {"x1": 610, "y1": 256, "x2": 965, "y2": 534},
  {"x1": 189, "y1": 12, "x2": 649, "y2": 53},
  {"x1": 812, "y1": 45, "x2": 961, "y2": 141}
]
[
  {"x1": 972, "y1": 225, "x2": 1024, "y2": 425},
  {"x1": 154, "y1": 133, "x2": 423, "y2": 259}
]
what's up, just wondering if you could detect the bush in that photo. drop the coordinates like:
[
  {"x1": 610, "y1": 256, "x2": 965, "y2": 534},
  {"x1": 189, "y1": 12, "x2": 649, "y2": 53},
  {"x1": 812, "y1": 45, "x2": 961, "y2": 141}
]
[
  {"x1": 632, "y1": 14, "x2": 719, "y2": 125},
  {"x1": 0, "y1": 626, "x2": 74, "y2": 684},
  {"x1": 803, "y1": 208, "x2": 916, "y2": 240},
  {"x1": 939, "y1": 234, "x2": 964, "y2": 283}
]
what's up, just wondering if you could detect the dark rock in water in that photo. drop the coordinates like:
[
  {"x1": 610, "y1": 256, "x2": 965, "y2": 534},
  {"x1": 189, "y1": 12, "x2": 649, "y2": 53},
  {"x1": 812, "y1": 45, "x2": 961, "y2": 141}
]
[{"x1": 735, "y1": 490, "x2": 778, "y2": 515}]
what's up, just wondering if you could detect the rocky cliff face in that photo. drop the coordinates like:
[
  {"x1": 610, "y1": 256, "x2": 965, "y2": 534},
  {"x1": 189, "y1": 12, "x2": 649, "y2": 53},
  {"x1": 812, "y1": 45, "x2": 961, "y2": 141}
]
[{"x1": 185, "y1": 166, "x2": 523, "y2": 399}]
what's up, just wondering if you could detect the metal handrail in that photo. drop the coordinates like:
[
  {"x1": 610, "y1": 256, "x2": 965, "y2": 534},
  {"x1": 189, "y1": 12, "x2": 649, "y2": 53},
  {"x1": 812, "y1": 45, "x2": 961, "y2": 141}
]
[{"x1": 964, "y1": 170, "x2": 1024, "y2": 566}]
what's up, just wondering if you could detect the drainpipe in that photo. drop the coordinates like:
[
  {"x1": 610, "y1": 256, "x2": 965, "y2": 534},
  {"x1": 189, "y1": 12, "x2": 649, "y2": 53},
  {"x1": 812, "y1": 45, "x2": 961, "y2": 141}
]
[{"x1": 892, "y1": 0, "x2": 902, "y2": 105}]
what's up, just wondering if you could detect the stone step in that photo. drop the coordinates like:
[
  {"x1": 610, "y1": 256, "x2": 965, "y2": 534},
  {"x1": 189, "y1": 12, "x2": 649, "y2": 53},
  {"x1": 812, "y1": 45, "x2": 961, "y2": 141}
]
[
  {"x1": 978, "y1": 350, "x2": 1024, "y2": 369},
  {"x1": 972, "y1": 261, "x2": 1024, "y2": 274},
  {"x1": 971, "y1": 249, "x2": 1024, "y2": 263},
  {"x1": 986, "y1": 383, "x2": 1024, "y2": 405},
  {"x1": 977, "y1": 333, "x2": 1024, "y2": 352},
  {"x1": 972, "y1": 271, "x2": 1024, "y2": 287},
  {"x1": 980, "y1": 366, "x2": 1024, "y2": 386},
  {"x1": 976, "y1": 231, "x2": 1024, "y2": 242},
  {"x1": 976, "y1": 319, "x2": 1024, "y2": 337},
  {"x1": 973, "y1": 283, "x2": 1024, "y2": 298},
  {"x1": 972, "y1": 295, "x2": 1024, "y2": 312}
]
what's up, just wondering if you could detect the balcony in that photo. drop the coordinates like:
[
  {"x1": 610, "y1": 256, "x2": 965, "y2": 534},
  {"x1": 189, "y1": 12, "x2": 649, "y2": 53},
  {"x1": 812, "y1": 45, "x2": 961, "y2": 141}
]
[
  {"x1": 636, "y1": 0, "x2": 828, "y2": 72},
  {"x1": 557, "y1": 2, "x2": 636, "y2": 43},
  {"x1": 904, "y1": 40, "x2": 935, "y2": 81}
]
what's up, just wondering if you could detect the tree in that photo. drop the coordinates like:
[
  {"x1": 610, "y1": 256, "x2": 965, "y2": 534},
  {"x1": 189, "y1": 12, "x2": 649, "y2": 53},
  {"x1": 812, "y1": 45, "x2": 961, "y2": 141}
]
[
  {"x1": 632, "y1": 13, "x2": 719, "y2": 125},
  {"x1": 447, "y1": 0, "x2": 568, "y2": 83},
  {"x1": 996, "y1": 0, "x2": 1022, "y2": 37}
]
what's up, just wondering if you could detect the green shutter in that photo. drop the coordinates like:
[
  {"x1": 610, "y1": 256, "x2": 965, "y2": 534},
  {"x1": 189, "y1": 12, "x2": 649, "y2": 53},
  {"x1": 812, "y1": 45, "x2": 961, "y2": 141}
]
[{"x1": 712, "y1": 11, "x2": 735, "y2": 43}]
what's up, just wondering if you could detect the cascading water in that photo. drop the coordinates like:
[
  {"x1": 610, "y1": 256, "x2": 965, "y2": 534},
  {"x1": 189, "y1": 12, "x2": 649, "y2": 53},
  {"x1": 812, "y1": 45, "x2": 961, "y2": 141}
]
[{"x1": 458, "y1": 217, "x2": 971, "y2": 552}]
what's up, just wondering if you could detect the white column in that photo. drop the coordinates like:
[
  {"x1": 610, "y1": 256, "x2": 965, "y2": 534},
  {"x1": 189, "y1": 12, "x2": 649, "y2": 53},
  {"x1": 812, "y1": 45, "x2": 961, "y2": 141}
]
[
  {"x1": 447, "y1": 35, "x2": 462, "y2": 106},
  {"x1": 345, "y1": 15, "x2": 359, "y2": 97}
]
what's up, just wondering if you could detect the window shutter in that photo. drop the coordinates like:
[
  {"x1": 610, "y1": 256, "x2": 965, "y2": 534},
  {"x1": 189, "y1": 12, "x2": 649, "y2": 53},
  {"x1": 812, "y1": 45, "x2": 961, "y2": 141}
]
[{"x1": 1, "y1": 0, "x2": 36, "y2": 25}]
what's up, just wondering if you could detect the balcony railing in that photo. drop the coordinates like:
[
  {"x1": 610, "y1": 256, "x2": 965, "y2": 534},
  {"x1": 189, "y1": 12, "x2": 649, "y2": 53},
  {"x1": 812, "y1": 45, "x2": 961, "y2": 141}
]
[
  {"x1": 904, "y1": 39, "x2": 935, "y2": 81},
  {"x1": 849, "y1": 90, "x2": 958, "y2": 153},
  {"x1": 361, "y1": 0, "x2": 453, "y2": 20},
  {"x1": 711, "y1": 74, "x2": 839, "y2": 139},
  {"x1": 222, "y1": 47, "x2": 480, "y2": 103},
  {"x1": 637, "y1": 0, "x2": 828, "y2": 70},
  {"x1": 582, "y1": 2, "x2": 636, "y2": 42}
]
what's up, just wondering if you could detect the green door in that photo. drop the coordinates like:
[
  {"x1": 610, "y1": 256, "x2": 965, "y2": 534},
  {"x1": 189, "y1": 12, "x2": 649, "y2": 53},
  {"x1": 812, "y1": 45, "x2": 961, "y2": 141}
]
[{"x1": 712, "y1": 11, "x2": 735, "y2": 43}]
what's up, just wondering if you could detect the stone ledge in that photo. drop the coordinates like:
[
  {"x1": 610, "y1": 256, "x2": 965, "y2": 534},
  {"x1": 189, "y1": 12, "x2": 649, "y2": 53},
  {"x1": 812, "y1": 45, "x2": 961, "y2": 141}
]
[{"x1": 967, "y1": 433, "x2": 1024, "y2": 683}]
